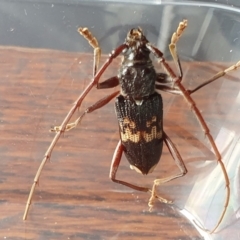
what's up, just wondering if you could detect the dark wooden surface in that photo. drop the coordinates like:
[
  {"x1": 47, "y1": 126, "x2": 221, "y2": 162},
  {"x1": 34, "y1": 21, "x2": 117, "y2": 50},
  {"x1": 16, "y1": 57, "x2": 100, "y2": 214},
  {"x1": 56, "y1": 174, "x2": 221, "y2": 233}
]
[{"x1": 0, "y1": 47, "x2": 240, "y2": 240}]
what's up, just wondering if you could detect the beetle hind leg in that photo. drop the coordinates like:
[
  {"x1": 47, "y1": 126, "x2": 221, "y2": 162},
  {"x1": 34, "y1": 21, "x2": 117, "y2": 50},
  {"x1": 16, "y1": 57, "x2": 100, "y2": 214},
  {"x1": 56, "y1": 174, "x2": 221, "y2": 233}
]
[
  {"x1": 148, "y1": 185, "x2": 173, "y2": 212},
  {"x1": 110, "y1": 140, "x2": 181, "y2": 208},
  {"x1": 148, "y1": 131, "x2": 187, "y2": 210}
]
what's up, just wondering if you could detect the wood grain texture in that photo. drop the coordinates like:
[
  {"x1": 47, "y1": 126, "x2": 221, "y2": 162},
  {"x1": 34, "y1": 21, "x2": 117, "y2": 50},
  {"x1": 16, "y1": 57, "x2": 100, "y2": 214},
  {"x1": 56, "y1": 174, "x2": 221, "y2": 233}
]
[{"x1": 0, "y1": 47, "x2": 240, "y2": 240}]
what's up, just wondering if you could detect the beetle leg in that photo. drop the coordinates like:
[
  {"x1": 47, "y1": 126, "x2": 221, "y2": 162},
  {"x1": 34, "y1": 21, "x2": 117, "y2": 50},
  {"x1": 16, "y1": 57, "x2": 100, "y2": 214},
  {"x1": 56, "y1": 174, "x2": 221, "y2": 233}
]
[
  {"x1": 156, "y1": 60, "x2": 240, "y2": 96},
  {"x1": 169, "y1": 19, "x2": 188, "y2": 79},
  {"x1": 155, "y1": 73, "x2": 170, "y2": 84},
  {"x1": 110, "y1": 140, "x2": 172, "y2": 204},
  {"x1": 78, "y1": 27, "x2": 122, "y2": 90},
  {"x1": 155, "y1": 73, "x2": 183, "y2": 95},
  {"x1": 147, "y1": 43, "x2": 179, "y2": 84},
  {"x1": 156, "y1": 84, "x2": 182, "y2": 95},
  {"x1": 97, "y1": 76, "x2": 119, "y2": 89},
  {"x1": 110, "y1": 140, "x2": 150, "y2": 192},
  {"x1": 51, "y1": 76, "x2": 119, "y2": 133},
  {"x1": 51, "y1": 90, "x2": 119, "y2": 133},
  {"x1": 152, "y1": 20, "x2": 188, "y2": 85},
  {"x1": 148, "y1": 131, "x2": 187, "y2": 210},
  {"x1": 187, "y1": 61, "x2": 240, "y2": 94},
  {"x1": 78, "y1": 27, "x2": 101, "y2": 76}
]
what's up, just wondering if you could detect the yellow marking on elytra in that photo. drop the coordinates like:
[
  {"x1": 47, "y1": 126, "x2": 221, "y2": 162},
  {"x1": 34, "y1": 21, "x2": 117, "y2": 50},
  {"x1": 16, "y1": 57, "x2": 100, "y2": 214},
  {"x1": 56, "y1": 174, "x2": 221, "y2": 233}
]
[
  {"x1": 123, "y1": 118, "x2": 130, "y2": 124},
  {"x1": 120, "y1": 117, "x2": 162, "y2": 143},
  {"x1": 146, "y1": 116, "x2": 157, "y2": 127},
  {"x1": 121, "y1": 127, "x2": 141, "y2": 143},
  {"x1": 143, "y1": 126, "x2": 162, "y2": 142}
]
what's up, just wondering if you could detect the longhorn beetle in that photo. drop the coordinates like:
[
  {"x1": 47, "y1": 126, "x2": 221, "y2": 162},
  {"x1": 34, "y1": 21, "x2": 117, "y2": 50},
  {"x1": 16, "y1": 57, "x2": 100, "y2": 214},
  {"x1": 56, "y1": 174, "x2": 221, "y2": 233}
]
[{"x1": 23, "y1": 20, "x2": 240, "y2": 233}]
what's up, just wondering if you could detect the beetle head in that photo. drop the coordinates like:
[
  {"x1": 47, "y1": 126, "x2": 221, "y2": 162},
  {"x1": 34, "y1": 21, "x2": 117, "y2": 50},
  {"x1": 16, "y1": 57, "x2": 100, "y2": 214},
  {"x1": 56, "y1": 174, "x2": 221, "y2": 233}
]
[{"x1": 125, "y1": 27, "x2": 148, "y2": 47}]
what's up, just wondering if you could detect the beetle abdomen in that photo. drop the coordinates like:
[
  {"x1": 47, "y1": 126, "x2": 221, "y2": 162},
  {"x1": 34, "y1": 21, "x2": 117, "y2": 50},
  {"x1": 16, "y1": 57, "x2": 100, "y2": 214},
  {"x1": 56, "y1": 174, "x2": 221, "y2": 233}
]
[{"x1": 115, "y1": 92, "x2": 163, "y2": 175}]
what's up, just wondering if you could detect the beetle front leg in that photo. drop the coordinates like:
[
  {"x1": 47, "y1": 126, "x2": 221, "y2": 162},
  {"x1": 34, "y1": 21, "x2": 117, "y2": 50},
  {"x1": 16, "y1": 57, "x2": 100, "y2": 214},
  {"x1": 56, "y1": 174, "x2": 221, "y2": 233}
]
[
  {"x1": 156, "y1": 60, "x2": 240, "y2": 96},
  {"x1": 156, "y1": 60, "x2": 240, "y2": 95},
  {"x1": 156, "y1": 58, "x2": 240, "y2": 95},
  {"x1": 78, "y1": 27, "x2": 101, "y2": 76},
  {"x1": 169, "y1": 19, "x2": 188, "y2": 79},
  {"x1": 97, "y1": 76, "x2": 119, "y2": 89},
  {"x1": 148, "y1": 131, "x2": 187, "y2": 210}
]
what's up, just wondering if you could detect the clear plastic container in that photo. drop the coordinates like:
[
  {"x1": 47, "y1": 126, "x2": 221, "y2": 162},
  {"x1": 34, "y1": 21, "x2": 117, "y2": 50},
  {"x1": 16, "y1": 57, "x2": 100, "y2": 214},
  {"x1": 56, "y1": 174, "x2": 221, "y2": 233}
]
[{"x1": 0, "y1": 1, "x2": 240, "y2": 239}]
